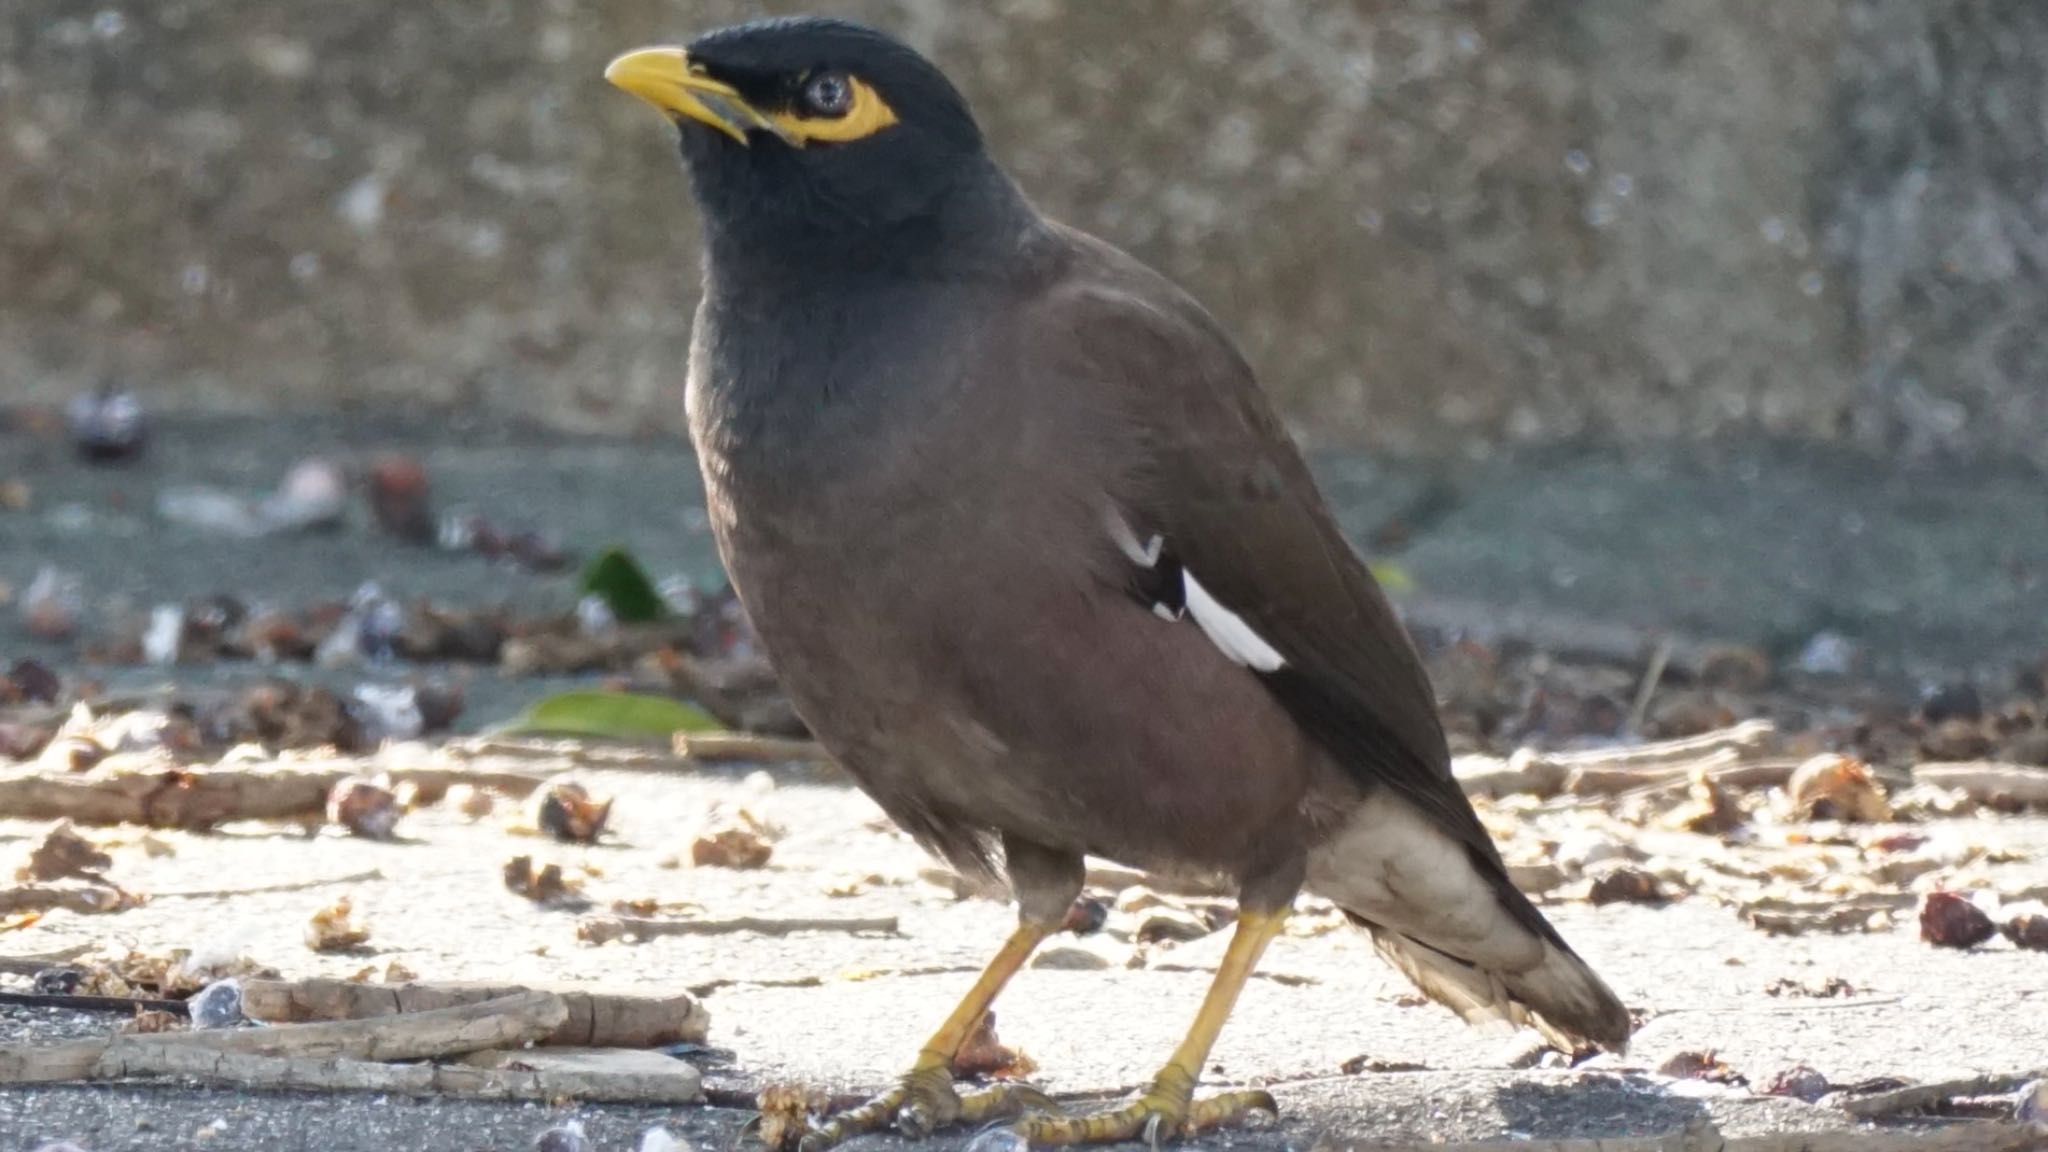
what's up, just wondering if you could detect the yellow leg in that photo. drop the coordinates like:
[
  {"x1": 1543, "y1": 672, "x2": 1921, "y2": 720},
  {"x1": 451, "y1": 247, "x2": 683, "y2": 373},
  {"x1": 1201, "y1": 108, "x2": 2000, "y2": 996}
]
[
  {"x1": 799, "y1": 921, "x2": 1057, "y2": 1151},
  {"x1": 1017, "y1": 909, "x2": 1287, "y2": 1146}
]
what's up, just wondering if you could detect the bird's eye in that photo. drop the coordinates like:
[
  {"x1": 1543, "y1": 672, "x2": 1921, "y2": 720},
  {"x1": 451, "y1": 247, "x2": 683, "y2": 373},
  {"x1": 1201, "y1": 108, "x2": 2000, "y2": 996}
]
[{"x1": 802, "y1": 71, "x2": 854, "y2": 118}]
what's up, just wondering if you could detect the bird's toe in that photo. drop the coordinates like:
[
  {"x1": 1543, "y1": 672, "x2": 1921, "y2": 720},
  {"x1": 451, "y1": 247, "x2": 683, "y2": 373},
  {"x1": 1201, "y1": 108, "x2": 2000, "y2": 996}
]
[
  {"x1": 802, "y1": 1064, "x2": 1055, "y2": 1150},
  {"x1": 1011, "y1": 1072, "x2": 1276, "y2": 1147}
]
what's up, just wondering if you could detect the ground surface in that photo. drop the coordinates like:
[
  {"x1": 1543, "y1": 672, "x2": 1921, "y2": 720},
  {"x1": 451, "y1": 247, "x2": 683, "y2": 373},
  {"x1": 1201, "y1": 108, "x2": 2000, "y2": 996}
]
[
  {"x1": 1, "y1": 759, "x2": 2044, "y2": 1151},
  {"x1": 2, "y1": 415, "x2": 2045, "y2": 1151}
]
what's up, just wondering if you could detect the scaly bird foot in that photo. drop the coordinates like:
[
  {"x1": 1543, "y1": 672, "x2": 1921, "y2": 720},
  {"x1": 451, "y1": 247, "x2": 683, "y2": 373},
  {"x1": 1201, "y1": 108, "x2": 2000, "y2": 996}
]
[
  {"x1": 1011, "y1": 1067, "x2": 1277, "y2": 1148},
  {"x1": 797, "y1": 1062, "x2": 1055, "y2": 1152}
]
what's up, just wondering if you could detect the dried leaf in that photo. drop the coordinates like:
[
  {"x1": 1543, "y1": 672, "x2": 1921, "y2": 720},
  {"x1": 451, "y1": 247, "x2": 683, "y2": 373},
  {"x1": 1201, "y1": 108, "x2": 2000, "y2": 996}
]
[
  {"x1": 951, "y1": 1011, "x2": 1039, "y2": 1082},
  {"x1": 1657, "y1": 1049, "x2": 1746, "y2": 1086},
  {"x1": 305, "y1": 896, "x2": 371, "y2": 952},
  {"x1": 527, "y1": 777, "x2": 613, "y2": 844},
  {"x1": 1787, "y1": 754, "x2": 1893, "y2": 822},
  {"x1": 756, "y1": 1083, "x2": 828, "y2": 1152}
]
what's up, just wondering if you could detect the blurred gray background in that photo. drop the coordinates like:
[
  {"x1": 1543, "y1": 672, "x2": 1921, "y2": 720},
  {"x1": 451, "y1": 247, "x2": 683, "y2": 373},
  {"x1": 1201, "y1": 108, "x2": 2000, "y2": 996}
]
[{"x1": 5, "y1": 0, "x2": 2046, "y2": 465}]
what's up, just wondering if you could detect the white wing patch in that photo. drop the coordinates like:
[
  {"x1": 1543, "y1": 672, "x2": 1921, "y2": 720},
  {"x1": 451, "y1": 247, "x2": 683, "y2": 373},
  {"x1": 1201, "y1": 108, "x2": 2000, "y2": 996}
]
[
  {"x1": 1105, "y1": 508, "x2": 1286, "y2": 672},
  {"x1": 1104, "y1": 508, "x2": 1163, "y2": 567},
  {"x1": 1183, "y1": 570, "x2": 1286, "y2": 671}
]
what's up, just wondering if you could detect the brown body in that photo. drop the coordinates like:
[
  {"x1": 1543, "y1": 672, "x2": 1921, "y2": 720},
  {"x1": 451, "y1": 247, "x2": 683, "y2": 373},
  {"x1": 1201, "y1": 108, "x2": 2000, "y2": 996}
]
[{"x1": 692, "y1": 214, "x2": 1629, "y2": 1049}]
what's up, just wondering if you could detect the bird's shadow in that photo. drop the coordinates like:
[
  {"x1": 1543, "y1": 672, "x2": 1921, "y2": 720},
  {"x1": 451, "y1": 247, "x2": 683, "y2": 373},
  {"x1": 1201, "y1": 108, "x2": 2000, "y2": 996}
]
[{"x1": 1491, "y1": 1074, "x2": 1714, "y2": 1140}]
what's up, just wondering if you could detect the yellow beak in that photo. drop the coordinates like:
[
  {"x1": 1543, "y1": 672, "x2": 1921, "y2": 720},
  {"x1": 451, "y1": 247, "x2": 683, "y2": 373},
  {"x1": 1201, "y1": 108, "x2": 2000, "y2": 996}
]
[{"x1": 603, "y1": 47, "x2": 792, "y2": 146}]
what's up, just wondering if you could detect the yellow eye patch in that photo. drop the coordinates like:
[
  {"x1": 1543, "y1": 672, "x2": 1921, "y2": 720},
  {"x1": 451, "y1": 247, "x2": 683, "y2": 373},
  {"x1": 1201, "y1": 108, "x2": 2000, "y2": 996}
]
[{"x1": 767, "y1": 76, "x2": 899, "y2": 146}]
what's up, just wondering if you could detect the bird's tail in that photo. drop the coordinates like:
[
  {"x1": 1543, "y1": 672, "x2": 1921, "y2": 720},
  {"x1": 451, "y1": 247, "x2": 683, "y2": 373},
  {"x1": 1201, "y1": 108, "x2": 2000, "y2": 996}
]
[
  {"x1": 1311, "y1": 790, "x2": 1632, "y2": 1053},
  {"x1": 1361, "y1": 915, "x2": 1632, "y2": 1053}
]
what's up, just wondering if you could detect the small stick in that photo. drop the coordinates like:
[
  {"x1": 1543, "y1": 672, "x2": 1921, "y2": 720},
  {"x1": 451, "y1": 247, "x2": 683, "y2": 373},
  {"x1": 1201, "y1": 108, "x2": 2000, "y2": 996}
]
[
  {"x1": 0, "y1": 990, "x2": 567, "y2": 1084},
  {"x1": 155, "y1": 869, "x2": 384, "y2": 900},
  {"x1": 455, "y1": 738, "x2": 682, "y2": 768},
  {"x1": 239, "y1": 978, "x2": 710, "y2": 1049},
  {"x1": 674, "y1": 732, "x2": 833, "y2": 766},
  {"x1": 112, "y1": 1046, "x2": 704, "y2": 1104},
  {"x1": 1839, "y1": 1070, "x2": 2045, "y2": 1119},
  {"x1": 1544, "y1": 719, "x2": 1776, "y2": 769},
  {"x1": 1913, "y1": 762, "x2": 2048, "y2": 807},
  {"x1": 0, "y1": 886, "x2": 137, "y2": 915},
  {"x1": 0, "y1": 990, "x2": 186, "y2": 1015},
  {"x1": 0, "y1": 945, "x2": 92, "y2": 976},
  {"x1": 577, "y1": 914, "x2": 898, "y2": 945},
  {"x1": 1567, "y1": 748, "x2": 1740, "y2": 796},
  {"x1": 1624, "y1": 636, "x2": 1675, "y2": 737}
]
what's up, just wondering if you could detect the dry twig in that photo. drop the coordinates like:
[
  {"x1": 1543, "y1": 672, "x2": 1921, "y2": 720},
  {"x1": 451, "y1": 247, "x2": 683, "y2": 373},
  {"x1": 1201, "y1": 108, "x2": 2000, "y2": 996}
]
[
  {"x1": 0, "y1": 990, "x2": 566, "y2": 1084},
  {"x1": 577, "y1": 914, "x2": 898, "y2": 944},
  {"x1": 239, "y1": 977, "x2": 709, "y2": 1049},
  {"x1": 156, "y1": 869, "x2": 384, "y2": 901},
  {"x1": 112, "y1": 1045, "x2": 703, "y2": 1103},
  {"x1": 1914, "y1": 763, "x2": 2048, "y2": 808},
  {"x1": 1838, "y1": 1070, "x2": 2046, "y2": 1119},
  {"x1": 673, "y1": 732, "x2": 833, "y2": 765}
]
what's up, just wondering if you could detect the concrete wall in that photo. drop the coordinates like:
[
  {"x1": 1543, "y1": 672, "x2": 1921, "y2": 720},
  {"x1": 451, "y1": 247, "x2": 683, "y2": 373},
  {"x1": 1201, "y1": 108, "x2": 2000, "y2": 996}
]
[{"x1": 2, "y1": 0, "x2": 2042, "y2": 463}]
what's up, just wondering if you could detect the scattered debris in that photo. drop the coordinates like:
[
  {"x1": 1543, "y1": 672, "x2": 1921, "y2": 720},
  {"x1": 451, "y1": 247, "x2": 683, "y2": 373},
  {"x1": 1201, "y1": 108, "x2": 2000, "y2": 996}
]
[
  {"x1": 528, "y1": 777, "x2": 614, "y2": 844},
  {"x1": 1762, "y1": 1063, "x2": 1833, "y2": 1102},
  {"x1": 1587, "y1": 866, "x2": 1668, "y2": 907},
  {"x1": 17, "y1": 822, "x2": 113, "y2": 884},
  {"x1": 1919, "y1": 891, "x2": 1997, "y2": 949},
  {"x1": 951, "y1": 1011, "x2": 1038, "y2": 1081},
  {"x1": 325, "y1": 776, "x2": 403, "y2": 840},
  {"x1": 1061, "y1": 895, "x2": 1110, "y2": 936},
  {"x1": 756, "y1": 1082, "x2": 830, "y2": 1152},
  {"x1": 1340, "y1": 1054, "x2": 1431, "y2": 1075},
  {"x1": 121, "y1": 1008, "x2": 187, "y2": 1034},
  {"x1": 1661, "y1": 767, "x2": 1745, "y2": 834},
  {"x1": 1657, "y1": 1049, "x2": 1747, "y2": 1087},
  {"x1": 535, "y1": 1119, "x2": 591, "y2": 1152},
  {"x1": 1787, "y1": 754, "x2": 1894, "y2": 822},
  {"x1": 66, "y1": 382, "x2": 146, "y2": 462},
  {"x1": 503, "y1": 856, "x2": 584, "y2": 907},
  {"x1": 187, "y1": 978, "x2": 245, "y2": 1030},
  {"x1": 304, "y1": 896, "x2": 372, "y2": 953},
  {"x1": 1999, "y1": 903, "x2": 2048, "y2": 951},
  {"x1": 368, "y1": 454, "x2": 436, "y2": 543},
  {"x1": 690, "y1": 809, "x2": 778, "y2": 869},
  {"x1": 1839, "y1": 1069, "x2": 2048, "y2": 1120},
  {"x1": 1764, "y1": 976, "x2": 1855, "y2": 999}
]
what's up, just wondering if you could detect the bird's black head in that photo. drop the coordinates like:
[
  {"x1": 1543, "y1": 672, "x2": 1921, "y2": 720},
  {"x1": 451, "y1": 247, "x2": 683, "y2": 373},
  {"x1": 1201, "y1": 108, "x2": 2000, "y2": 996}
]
[{"x1": 607, "y1": 17, "x2": 1002, "y2": 265}]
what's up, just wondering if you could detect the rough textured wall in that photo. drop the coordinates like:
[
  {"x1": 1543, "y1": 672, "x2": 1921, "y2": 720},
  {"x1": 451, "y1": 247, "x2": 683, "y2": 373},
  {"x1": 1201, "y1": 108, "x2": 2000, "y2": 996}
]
[
  {"x1": 1826, "y1": 0, "x2": 2048, "y2": 462},
  {"x1": 0, "y1": 0, "x2": 2041, "y2": 461}
]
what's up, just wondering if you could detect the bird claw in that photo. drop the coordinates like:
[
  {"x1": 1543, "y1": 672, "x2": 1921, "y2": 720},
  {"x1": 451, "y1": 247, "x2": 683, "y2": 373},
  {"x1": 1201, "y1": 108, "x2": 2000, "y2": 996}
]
[
  {"x1": 799, "y1": 1066, "x2": 1053, "y2": 1151},
  {"x1": 1012, "y1": 1077, "x2": 1278, "y2": 1147}
]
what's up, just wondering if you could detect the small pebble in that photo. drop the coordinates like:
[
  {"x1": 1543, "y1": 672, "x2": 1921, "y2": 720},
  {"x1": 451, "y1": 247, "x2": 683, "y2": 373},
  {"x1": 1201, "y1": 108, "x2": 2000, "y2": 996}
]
[
  {"x1": 639, "y1": 1128, "x2": 687, "y2": 1152},
  {"x1": 1919, "y1": 891, "x2": 1996, "y2": 949},
  {"x1": 187, "y1": 977, "x2": 245, "y2": 1030},
  {"x1": 535, "y1": 1119, "x2": 590, "y2": 1152}
]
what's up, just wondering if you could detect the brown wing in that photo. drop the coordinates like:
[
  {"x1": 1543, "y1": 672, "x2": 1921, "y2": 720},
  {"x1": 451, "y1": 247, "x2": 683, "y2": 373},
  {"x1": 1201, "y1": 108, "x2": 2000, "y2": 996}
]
[{"x1": 1029, "y1": 226, "x2": 1521, "y2": 883}]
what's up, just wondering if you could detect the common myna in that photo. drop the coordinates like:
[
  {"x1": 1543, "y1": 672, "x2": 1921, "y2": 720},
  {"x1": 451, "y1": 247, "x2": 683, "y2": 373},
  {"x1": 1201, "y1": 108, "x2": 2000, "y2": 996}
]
[{"x1": 606, "y1": 17, "x2": 1630, "y2": 1148}]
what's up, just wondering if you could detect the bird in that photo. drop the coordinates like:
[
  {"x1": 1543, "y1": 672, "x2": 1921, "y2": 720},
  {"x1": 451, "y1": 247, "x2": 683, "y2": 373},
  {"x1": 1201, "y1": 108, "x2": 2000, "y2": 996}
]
[{"x1": 605, "y1": 17, "x2": 1631, "y2": 1149}]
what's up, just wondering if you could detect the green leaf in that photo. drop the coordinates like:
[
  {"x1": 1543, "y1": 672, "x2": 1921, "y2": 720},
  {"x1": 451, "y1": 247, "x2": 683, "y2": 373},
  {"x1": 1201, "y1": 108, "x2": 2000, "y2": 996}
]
[
  {"x1": 579, "y1": 546, "x2": 667, "y2": 623},
  {"x1": 493, "y1": 690, "x2": 721, "y2": 741},
  {"x1": 1368, "y1": 560, "x2": 1416, "y2": 595}
]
